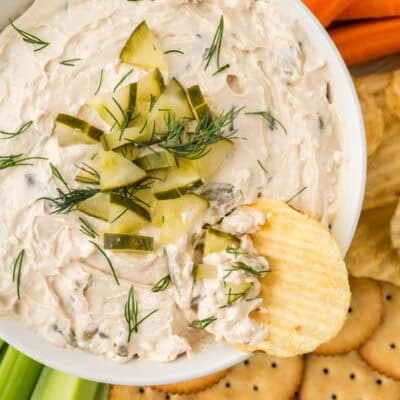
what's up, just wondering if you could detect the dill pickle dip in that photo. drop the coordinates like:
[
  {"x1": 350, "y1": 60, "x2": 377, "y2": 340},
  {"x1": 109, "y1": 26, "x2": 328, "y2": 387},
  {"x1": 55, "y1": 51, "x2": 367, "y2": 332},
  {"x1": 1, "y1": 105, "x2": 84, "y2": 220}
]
[{"x1": 0, "y1": 0, "x2": 343, "y2": 362}]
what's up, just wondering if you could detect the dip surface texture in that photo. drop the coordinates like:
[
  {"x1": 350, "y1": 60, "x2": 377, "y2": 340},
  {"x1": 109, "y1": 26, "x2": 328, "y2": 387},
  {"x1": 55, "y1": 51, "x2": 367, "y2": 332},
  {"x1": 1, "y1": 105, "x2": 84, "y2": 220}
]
[{"x1": 0, "y1": 0, "x2": 343, "y2": 362}]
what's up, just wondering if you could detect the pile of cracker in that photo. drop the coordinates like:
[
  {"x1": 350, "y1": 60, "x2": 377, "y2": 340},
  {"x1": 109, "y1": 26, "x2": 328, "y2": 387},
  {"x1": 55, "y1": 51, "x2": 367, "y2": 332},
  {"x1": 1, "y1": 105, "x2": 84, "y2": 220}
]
[{"x1": 110, "y1": 72, "x2": 400, "y2": 400}]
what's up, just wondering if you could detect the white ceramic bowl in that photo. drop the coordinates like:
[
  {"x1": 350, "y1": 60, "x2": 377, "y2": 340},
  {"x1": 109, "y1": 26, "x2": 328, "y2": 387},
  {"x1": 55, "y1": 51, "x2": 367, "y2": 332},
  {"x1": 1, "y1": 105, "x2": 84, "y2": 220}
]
[{"x1": 0, "y1": 0, "x2": 366, "y2": 386}]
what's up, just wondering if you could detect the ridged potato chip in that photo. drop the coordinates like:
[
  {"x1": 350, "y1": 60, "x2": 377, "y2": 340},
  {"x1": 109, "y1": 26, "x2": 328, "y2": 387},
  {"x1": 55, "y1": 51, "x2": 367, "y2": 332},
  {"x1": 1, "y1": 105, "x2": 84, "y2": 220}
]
[
  {"x1": 355, "y1": 73, "x2": 391, "y2": 98},
  {"x1": 385, "y1": 70, "x2": 400, "y2": 120},
  {"x1": 346, "y1": 205, "x2": 400, "y2": 287},
  {"x1": 314, "y1": 277, "x2": 382, "y2": 355},
  {"x1": 360, "y1": 283, "x2": 400, "y2": 380},
  {"x1": 299, "y1": 352, "x2": 400, "y2": 400},
  {"x1": 197, "y1": 353, "x2": 303, "y2": 400},
  {"x1": 152, "y1": 370, "x2": 228, "y2": 394},
  {"x1": 238, "y1": 199, "x2": 350, "y2": 357},
  {"x1": 363, "y1": 120, "x2": 400, "y2": 211},
  {"x1": 390, "y1": 200, "x2": 400, "y2": 251}
]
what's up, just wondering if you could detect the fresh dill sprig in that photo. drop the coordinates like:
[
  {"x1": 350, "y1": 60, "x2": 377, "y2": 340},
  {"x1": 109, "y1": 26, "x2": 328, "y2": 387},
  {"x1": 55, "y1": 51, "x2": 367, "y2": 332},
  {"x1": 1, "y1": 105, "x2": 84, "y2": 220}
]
[
  {"x1": 79, "y1": 217, "x2": 97, "y2": 239},
  {"x1": 286, "y1": 186, "x2": 308, "y2": 204},
  {"x1": 225, "y1": 246, "x2": 245, "y2": 257},
  {"x1": 212, "y1": 63, "x2": 230, "y2": 76},
  {"x1": 189, "y1": 316, "x2": 217, "y2": 330},
  {"x1": 60, "y1": 58, "x2": 82, "y2": 67},
  {"x1": 0, "y1": 120, "x2": 33, "y2": 139},
  {"x1": 149, "y1": 94, "x2": 157, "y2": 113},
  {"x1": 104, "y1": 98, "x2": 129, "y2": 140},
  {"x1": 164, "y1": 49, "x2": 184, "y2": 55},
  {"x1": 12, "y1": 249, "x2": 25, "y2": 300},
  {"x1": 246, "y1": 111, "x2": 287, "y2": 135},
  {"x1": 90, "y1": 241, "x2": 120, "y2": 286},
  {"x1": 41, "y1": 187, "x2": 99, "y2": 214},
  {"x1": 222, "y1": 284, "x2": 253, "y2": 308},
  {"x1": 125, "y1": 286, "x2": 159, "y2": 342},
  {"x1": 159, "y1": 107, "x2": 243, "y2": 160},
  {"x1": 114, "y1": 69, "x2": 134, "y2": 93},
  {"x1": 10, "y1": 21, "x2": 49, "y2": 52},
  {"x1": 94, "y1": 69, "x2": 104, "y2": 95},
  {"x1": 0, "y1": 154, "x2": 46, "y2": 171},
  {"x1": 204, "y1": 16, "x2": 224, "y2": 71},
  {"x1": 224, "y1": 262, "x2": 268, "y2": 280},
  {"x1": 76, "y1": 162, "x2": 100, "y2": 184},
  {"x1": 257, "y1": 160, "x2": 269, "y2": 176},
  {"x1": 50, "y1": 162, "x2": 70, "y2": 190},
  {"x1": 152, "y1": 275, "x2": 171, "y2": 292}
]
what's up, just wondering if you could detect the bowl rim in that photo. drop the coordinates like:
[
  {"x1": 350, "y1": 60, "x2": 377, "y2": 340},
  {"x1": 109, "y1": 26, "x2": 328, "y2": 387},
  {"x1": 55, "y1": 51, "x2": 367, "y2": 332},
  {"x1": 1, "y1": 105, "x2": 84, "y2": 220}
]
[{"x1": 0, "y1": 0, "x2": 366, "y2": 386}]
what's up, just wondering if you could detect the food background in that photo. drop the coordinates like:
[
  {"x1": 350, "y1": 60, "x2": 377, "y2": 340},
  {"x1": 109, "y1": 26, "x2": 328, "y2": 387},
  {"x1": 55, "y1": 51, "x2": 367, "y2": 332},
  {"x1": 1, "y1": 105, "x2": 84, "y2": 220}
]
[{"x1": 3, "y1": 0, "x2": 400, "y2": 399}]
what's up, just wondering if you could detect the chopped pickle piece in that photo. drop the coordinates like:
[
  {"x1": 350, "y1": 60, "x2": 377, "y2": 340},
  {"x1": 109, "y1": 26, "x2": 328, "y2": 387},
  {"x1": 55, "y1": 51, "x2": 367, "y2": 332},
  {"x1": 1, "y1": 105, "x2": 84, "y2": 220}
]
[
  {"x1": 187, "y1": 85, "x2": 212, "y2": 121},
  {"x1": 194, "y1": 264, "x2": 218, "y2": 280},
  {"x1": 104, "y1": 233, "x2": 154, "y2": 252},
  {"x1": 204, "y1": 228, "x2": 241, "y2": 256},
  {"x1": 77, "y1": 192, "x2": 110, "y2": 221},
  {"x1": 86, "y1": 83, "x2": 137, "y2": 128},
  {"x1": 159, "y1": 194, "x2": 209, "y2": 244},
  {"x1": 114, "y1": 143, "x2": 140, "y2": 161},
  {"x1": 120, "y1": 21, "x2": 167, "y2": 71},
  {"x1": 75, "y1": 156, "x2": 100, "y2": 185},
  {"x1": 188, "y1": 140, "x2": 234, "y2": 180},
  {"x1": 101, "y1": 124, "x2": 152, "y2": 150},
  {"x1": 134, "y1": 147, "x2": 176, "y2": 171},
  {"x1": 110, "y1": 193, "x2": 151, "y2": 222},
  {"x1": 154, "y1": 161, "x2": 203, "y2": 200},
  {"x1": 148, "y1": 78, "x2": 194, "y2": 134},
  {"x1": 54, "y1": 114, "x2": 103, "y2": 146},
  {"x1": 137, "y1": 69, "x2": 165, "y2": 102},
  {"x1": 98, "y1": 150, "x2": 146, "y2": 191}
]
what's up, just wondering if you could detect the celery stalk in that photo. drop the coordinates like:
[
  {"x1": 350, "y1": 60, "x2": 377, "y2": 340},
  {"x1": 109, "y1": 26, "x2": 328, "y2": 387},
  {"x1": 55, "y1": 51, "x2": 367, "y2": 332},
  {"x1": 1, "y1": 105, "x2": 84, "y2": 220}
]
[
  {"x1": 31, "y1": 367, "x2": 100, "y2": 400},
  {"x1": 0, "y1": 346, "x2": 43, "y2": 400},
  {"x1": 0, "y1": 339, "x2": 4, "y2": 350},
  {"x1": 96, "y1": 383, "x2": 111, "y2": 400}
]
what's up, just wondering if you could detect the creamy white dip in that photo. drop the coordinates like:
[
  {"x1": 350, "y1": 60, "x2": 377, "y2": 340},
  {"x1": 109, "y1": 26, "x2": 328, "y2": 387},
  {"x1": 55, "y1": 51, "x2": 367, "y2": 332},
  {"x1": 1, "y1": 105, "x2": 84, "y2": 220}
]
[{"x1": 0, "y1": 0, "x2": 343, "y2": 362}]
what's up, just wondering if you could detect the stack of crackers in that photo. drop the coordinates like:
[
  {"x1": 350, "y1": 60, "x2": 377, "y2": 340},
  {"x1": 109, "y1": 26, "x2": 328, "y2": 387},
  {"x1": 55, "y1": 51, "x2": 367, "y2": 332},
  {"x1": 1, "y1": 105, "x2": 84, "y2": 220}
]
[{"x1": 110, "y1": 72, "x2": 400, "y2": 400}]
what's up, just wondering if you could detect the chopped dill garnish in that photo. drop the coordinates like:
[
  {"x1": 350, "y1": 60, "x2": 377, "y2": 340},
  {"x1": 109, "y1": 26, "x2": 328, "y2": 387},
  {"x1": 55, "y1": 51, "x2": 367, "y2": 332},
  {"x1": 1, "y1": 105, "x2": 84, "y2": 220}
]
[
  {"x1": 222, "y1": 284, "x2": 253, "y2": 308},
  {"x1": 164, "y1": 49, "x2": 185, "y2": 55},
  {"x1": 189, "y1": 316, "x2": 217, "y2": 330},
  {"x1": 79, "y1": 217, "x2": 97, "y2": 239},
  {"x1": 113, "y1": 69, "x2": 134, "y2": 93},
  {"x1": 204, "y1": 16, "x2": 224, "y2": 71},
  {"x1": 60, "y1": 58, "x2": 82, "y2": 67},
  {"x1": 12, "y1": 249, "x2": 25, "y2": 300},
  {"x1": 10, "y1": 21, "x2": 49, "y2": 52},
  {"x1": 257, "y1": 160, "x2": 268, "y2": 176},
  {"x1": 286, "y1": 186, "x2": 308, "y2": 204},
  {"x1": 0, "y1": 154, "x2": 46, "y2": 171},
  {"x1": 76, "y1": 162, "x2": 100, "y2": 184},
  {"x1": 149, "y1": 94, "x2": 157, "y2": 113},
  {"x1": 90, "y1": 241, "x2": 120, "y2": 286},
  {"x1": 125, "y1": 286, "x2": 159, "y2": 342},
  {"x1": 152, "y1": 275, "x2": 171, "y2": 292},
  {"x1": 94, "y1": 69, "x2": 104, "y2": 95},
  {"x1": 224, "y1": 262, "x2": 268, "y2": 280},
  {"x1": 158, "y1": 106, "x2": 243, "y2": 160},
  {"x1": 246, "y1": 111, "x2": 287, "y2": 135},
  {"x1": 225, "y1": 246, "x2": 245, "y2": 257},
  {"x1": 104, "y1": 97, "x2": 129, "y2": 140},
  {"x1": 212, "y1": 63, "x2": 230, "y2": 76},
  {"x1": 50, "y1": 162, "x2": 70, "y2": 190},
  {"x1": 0, "y1": 120, "x2": 33, "y2": 139}
]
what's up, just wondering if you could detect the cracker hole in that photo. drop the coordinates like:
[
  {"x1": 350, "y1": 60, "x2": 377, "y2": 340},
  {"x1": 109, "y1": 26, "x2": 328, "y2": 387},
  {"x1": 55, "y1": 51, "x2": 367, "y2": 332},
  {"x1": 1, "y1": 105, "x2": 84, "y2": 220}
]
[
  {"x1": 244, "y1": 360, "x2": 250, "y2": 365},
  {"x1": 348, "y1": 307, "x2": 353, "y2": 313},
  {"x1": 323, "y1": 368, "x2": 329, "y2": 375},
  {"x1": 271, "y1": 362, "x2": 278, "y2": 368},
  {"x1": 253, "y1": 385, "x2": 259, "y2": 391},
  {"x1": 165, "y1": 395, "x2": 170, "y2": 400},
  {"x1": 376, "y1": 379, "x2": 383, "y2": 385},
  {"x1": 139, "y1": 388, "x2": 145, "y2": 393},
  {"x1": 390, "y1": 343, "x2": 397, "y2": 349},
  {"x1": 349, "y1": 373, "x2": 356, "y2": 380},
  {"x1": 386, "y1": 294, "x2": 393, "y2": 301},
  {"x1": 225, "y1": 382, "x2": 231, "y2": 388},
  {"x1": 331, "y1": 395, "x2": 337, "y2": 400}
]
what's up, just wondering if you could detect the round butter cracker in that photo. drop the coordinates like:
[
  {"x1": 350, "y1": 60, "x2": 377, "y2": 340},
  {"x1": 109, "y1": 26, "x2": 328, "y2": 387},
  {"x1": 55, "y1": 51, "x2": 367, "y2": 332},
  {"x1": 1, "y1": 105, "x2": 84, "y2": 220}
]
[
  {"x1": 315, "y1": 277, "x2": 383, "y2": 355},
  {"x1": 152, "y1": 370, "x2": 228, "y2": 394},
  {"x1": 299, "y1": 352, "x2": 400, "y2": 400},
  {"x1": 196, "y1": 353, "x2": 303, "y2": 400},
  {"x1": 360, "y1": 283, "x2": 400, "y2": 380},
  {"x1": 109, "y1": 386, "x2": 195, "y2": 400},
  {"x1": 238, "y1": 199, "x2": 350, "y2": 357}
]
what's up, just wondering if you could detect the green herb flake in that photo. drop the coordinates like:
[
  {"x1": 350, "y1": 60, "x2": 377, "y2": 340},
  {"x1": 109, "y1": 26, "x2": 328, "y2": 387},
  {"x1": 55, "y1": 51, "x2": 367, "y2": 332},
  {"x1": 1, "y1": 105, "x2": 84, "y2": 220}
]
[
  {"x1": 10, "y1": 21, "x2": 49, "y2": 52},
  {"x1": 246, "y1": 111, "x2": 287, "y2": 135},
  {"x1": 12, "y1": 249, "x2": 25, "y2": 300},
  {"x1": 0, "y1": 120, "x2": 33, "y2": 139},
  {"x1": 152, "y1": 275, "x2": 171, "y2": 292},
  {"x1": 189, "y1": 316, "x2": 217, "y2": 330}
]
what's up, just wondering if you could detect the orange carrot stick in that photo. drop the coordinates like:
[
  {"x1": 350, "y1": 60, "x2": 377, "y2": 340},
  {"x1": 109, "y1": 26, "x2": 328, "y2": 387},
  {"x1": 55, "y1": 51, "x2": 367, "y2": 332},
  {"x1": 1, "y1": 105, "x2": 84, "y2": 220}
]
[
  {"x1": 338, "y1": 0, "x2": 400, "y2": 20},
  {"x1": 329, "y1": 17, "x2": 400, "y2": 66},
  {"x1": 302, "y1": 0, "x2": 357, "y2": 27}
]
